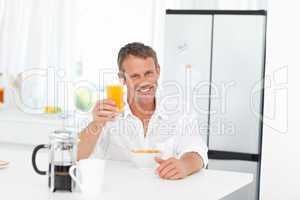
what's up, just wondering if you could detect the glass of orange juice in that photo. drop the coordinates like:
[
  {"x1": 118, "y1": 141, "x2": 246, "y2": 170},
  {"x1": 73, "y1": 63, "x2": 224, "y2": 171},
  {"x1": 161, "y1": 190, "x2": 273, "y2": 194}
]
[
  {"x1": 0, "y1": 87, "x2": 4, "y2": 108},
  {"x1": 106, "y1": 85, "x2": 124, "y2": 113}
]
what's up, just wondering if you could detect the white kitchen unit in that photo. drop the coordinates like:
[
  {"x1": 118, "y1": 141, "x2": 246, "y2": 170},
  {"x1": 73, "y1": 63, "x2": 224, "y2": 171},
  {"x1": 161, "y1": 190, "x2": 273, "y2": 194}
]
[
  {"x1": 162, "y1": 13, "x2": 213, "y2": 143},
  {"x1": 163, "y1": 10, "x2": 267, "y2": 200}
]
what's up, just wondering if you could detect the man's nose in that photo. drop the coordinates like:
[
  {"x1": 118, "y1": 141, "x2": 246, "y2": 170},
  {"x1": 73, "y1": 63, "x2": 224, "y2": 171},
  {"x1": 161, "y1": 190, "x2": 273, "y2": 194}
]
[
  {"x1": 138, "y1": 80, "x2": 152, "y2": 88},
  {"x1": 136, "y1": 75, "x2": 149, "y2": 86}
]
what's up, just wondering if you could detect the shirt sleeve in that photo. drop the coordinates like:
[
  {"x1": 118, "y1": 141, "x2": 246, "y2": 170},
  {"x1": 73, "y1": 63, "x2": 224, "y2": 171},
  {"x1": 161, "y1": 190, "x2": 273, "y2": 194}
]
[{"x1": 174, "y1": 116, "x2": 208, "y2": 168}]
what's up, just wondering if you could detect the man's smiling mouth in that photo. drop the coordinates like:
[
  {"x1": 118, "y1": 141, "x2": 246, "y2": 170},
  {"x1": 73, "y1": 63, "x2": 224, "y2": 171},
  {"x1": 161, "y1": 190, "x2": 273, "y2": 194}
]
[{"x1": 136, "y1": 85, "x2": 154, "y2": 95}]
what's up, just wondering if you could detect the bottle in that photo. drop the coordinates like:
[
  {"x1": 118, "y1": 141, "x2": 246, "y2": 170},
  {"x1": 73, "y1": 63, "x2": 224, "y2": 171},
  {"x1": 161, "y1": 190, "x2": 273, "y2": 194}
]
[{"x1": 0, "y1": 73, "x2": 4, "y2": 108}]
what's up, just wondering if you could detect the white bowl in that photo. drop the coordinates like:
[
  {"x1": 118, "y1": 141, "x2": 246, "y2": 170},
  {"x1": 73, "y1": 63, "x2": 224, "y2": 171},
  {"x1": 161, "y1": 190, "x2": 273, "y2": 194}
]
[{"x1": 130, "y1": 150, "x2": 161, "y2": 168}]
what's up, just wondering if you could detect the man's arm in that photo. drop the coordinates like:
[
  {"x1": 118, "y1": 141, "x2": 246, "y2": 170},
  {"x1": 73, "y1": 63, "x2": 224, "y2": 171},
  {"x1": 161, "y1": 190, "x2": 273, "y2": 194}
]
[
  {"x1": 155, "y1": 152, "x2": 204, "y2": 180},
  {"x1": 77, "y1": 121, "x2": 104, "y2": 160},
  {"x1": 180, "y1": 152, "x2": 204, "y2": 175},
  {"x1": 77, "y1": 99, "x2": 118, "y2": 160}
]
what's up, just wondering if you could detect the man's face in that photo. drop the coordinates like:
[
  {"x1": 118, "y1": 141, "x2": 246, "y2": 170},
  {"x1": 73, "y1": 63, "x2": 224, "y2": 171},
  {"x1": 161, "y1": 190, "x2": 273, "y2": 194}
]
[{"x1": 120, "y1": 55, "x2": 160, "y2": 105}]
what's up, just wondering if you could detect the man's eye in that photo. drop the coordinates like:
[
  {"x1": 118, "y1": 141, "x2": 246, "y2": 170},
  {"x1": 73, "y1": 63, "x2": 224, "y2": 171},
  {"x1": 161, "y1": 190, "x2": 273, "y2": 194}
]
[
  {"x1": 130, "y1": 75, "x2": 139, "y2": 79},
  {"x1": 145, "y1": 71, "x2": 153, "y2": 76}
]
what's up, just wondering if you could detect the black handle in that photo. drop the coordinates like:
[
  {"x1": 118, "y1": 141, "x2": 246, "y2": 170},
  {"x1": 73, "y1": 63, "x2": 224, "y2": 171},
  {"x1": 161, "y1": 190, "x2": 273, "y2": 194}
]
[
  {"x1": 208, "y1": 150, "x2": 259, "y2": 162},
  {"x1": 32, "y1": 144, "x2": 48, "y2": 175}
]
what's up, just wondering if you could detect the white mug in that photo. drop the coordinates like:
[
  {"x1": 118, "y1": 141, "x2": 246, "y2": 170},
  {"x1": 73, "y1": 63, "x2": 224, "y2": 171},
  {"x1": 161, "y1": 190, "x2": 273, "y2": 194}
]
[{"x1": 69, "y1": 158, "x2": 106, "y2": 199}]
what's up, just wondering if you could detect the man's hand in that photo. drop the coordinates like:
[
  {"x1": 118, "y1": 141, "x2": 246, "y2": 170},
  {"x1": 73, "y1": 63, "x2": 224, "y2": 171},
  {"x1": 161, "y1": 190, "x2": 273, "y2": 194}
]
[
  {"x1": 154, "y1": 153, "x2": 204, "y2": 180},
  {"x1": 154, "y1": 157, "x2": 188, "y2": 180},
  {"x1": 92, "y1": 99, "x2": 119, "y2": 126},
  {"x1": 77, "y1": 99, "x2": 119, "y2": 161}
]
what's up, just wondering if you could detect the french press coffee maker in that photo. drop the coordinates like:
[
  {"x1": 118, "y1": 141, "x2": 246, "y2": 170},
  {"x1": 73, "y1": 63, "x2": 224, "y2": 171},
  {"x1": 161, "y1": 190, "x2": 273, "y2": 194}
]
[{"x1": 32, "y1": 129, "x2": 78, "y2": 192}]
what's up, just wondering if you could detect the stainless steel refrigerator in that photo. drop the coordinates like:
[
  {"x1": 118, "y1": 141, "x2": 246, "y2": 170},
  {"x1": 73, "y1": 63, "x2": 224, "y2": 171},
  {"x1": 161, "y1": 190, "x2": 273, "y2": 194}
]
[{"x1": 162, "y1": 10, "x2": 267, "y2": 200}]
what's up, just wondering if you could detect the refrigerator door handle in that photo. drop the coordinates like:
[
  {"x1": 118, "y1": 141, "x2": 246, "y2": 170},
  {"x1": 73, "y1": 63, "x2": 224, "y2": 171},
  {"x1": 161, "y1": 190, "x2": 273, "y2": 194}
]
[{"x1": 208, "y1": 150, "x2": 259, "y2": 162}]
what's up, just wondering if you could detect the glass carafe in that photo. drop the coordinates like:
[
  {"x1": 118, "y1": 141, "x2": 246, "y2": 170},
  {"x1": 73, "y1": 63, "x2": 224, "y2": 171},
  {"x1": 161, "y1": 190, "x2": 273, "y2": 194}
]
[{"x1": 31, "y1": 129, "x2": 78, "y2": 192}]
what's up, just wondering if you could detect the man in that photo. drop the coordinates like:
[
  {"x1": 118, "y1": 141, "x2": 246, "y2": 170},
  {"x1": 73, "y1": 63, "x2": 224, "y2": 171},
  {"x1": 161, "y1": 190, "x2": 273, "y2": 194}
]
[{"x1": 77, "y1": 42, "x2": 208, "y2": 180}]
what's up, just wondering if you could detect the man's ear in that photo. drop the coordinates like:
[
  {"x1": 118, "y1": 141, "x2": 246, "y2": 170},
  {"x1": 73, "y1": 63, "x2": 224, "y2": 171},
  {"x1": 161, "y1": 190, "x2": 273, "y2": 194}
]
[
  {"x1": 118, "y1": 71, "x2": 125, "y2": 85},
  {"x1": 156, "y1": 64, "x2": 160, "y2": 76}
]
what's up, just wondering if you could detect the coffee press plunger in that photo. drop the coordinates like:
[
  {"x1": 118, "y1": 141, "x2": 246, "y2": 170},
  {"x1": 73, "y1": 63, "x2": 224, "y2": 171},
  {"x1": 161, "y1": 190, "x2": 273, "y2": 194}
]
[{"x1": 32, "y1": 129, "x2": 78, "y2": 192}]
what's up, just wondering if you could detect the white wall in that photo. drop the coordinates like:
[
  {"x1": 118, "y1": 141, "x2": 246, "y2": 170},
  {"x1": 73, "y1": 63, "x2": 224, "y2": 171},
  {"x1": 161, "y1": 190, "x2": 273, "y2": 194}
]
[{"x1": 260, "y1": 0, "x2": 300, "y2": 199}]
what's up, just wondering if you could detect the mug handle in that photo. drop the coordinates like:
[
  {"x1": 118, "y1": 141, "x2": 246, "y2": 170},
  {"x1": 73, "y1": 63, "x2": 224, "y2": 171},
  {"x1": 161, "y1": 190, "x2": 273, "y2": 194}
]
[
  {"x1": 69, "y1": 165, "x2": 83, "y2": 191},
  {"x1": 31, "y1": 144, "x2": 48, "y2": 175}
]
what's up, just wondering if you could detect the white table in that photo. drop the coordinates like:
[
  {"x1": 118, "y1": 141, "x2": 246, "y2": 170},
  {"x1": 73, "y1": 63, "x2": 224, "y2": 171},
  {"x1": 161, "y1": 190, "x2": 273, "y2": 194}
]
[{"x1": 0, "y1": 143, "x2": 253, "y2": 200}]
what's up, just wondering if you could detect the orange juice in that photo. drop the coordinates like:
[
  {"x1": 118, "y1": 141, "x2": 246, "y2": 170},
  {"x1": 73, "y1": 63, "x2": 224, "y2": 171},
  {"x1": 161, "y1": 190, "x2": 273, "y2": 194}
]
[
  {"x1": 0, "y1": 73, "x2": 4, "y2": 106},
  {"x1": 106, "y1": 85, "x2": 124, "y2": 112},
  {"x1": 0, "y1": 87, "x2": 4, "y2": 104}
]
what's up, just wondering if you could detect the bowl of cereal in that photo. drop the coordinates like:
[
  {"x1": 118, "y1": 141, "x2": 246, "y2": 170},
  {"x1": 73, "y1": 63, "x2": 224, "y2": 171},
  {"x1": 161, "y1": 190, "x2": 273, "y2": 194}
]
[{"x1": 130, "y1": 149, "x2": 161, "y2": 168}]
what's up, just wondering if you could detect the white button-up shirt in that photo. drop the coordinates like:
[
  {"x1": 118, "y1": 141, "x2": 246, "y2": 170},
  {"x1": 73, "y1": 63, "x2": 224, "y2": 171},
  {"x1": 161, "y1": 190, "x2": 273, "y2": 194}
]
[{"x1": 91, "y1": 99, "x2": 208, "y2": 167}]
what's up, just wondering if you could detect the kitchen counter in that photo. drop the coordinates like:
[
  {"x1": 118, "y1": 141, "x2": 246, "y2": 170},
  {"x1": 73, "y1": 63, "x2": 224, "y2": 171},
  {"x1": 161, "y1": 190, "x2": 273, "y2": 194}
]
[{"x1": 0, "y1": 143, "x2": 253, "y2": 200}]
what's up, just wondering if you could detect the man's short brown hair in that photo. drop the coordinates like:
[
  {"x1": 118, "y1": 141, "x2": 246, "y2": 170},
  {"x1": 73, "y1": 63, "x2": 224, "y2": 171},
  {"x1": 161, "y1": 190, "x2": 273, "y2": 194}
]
[{"x1": 117, "y1": 42, "x2": 159, "y2": 71}]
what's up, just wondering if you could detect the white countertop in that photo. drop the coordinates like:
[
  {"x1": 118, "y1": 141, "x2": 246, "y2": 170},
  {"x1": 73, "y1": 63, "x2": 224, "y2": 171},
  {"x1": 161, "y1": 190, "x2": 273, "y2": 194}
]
[{"x1": 0, "y1": 143, "x2": 253, "y2": 200}]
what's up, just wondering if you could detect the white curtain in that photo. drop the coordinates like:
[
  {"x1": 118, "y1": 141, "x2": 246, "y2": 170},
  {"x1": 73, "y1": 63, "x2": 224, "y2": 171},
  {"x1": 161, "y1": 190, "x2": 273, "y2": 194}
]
[
  {"x1": 77, "y1": 0, "x2": 154, "y2": 84},
  {"x1": 0, "y1": 0, "x2": 79, "y2": 75},
  {"x1": 0, "y1": 0, "x2": 79, "y2": 111}
]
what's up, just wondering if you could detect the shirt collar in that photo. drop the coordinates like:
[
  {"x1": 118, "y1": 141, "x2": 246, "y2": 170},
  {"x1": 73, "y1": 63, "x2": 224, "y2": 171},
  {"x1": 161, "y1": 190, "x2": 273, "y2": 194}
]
[{"x1": 123, "y1": 94, "x2": 168, "y2": 120}]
